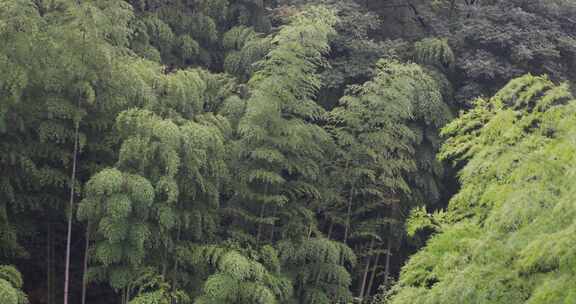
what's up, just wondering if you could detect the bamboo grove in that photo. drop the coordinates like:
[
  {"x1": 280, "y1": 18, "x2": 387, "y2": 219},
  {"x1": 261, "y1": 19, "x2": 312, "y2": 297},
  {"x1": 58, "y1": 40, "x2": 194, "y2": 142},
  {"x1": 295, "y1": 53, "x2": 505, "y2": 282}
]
[{"x1": 0, "y1": 0, "x2": 575, "y2": 304}]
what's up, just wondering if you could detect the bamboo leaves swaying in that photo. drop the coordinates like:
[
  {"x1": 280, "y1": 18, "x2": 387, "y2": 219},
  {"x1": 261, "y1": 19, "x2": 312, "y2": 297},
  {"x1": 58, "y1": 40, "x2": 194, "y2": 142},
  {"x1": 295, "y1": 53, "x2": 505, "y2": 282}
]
[
  {"x1": 229, "y1": 6, "x2": 337, "y2": 246},
  {"x1": 78, "y1": 69, "x2": 231, "y2": 301},
  {"x1": 1, "y1": 0, "x2": 575, "y2": 303},
  {"x1": 0, "y1": 266, "x2": 27, "y2": 304},
  {"x1": 386, "y1": 75, "x2": 576, "y2": 304},
  {"x1": 181, "y1": 244, "x2": 292, "y2": 304},
  {"x1": 324, "y1": 58, "x2": 451, "y2": 300}
]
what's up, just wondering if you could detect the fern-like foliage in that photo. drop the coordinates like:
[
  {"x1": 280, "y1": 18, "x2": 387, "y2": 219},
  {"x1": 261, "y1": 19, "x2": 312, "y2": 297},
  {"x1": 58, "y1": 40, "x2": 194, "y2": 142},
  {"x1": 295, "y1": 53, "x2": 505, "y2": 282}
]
[
  {"x1": 227, "y1": 6, "x2": 337, "y2": 244},
  {"x1": 0, "y1": 265, "x2": 28, "y2": 304},
  {"x1": 77, "y1": 168, "x2": 155, "y2": 290},
  {"x1": 127, "y1": 0, "x2": 271, "y2": 68},
  {"x1": 382, "y1": 60, "x2": 452, "y2": 207},
  {"x1": 414, "y1": 38, "x2": 455, "y2": 71},
  {"x1": 128, "y1": 269, "x2": 191, "y2": 304},
  {"x1": 279, "y1": 238, "x2": 356, "y2": 304},
  {"x1": 405, "y1": 206, "x2": 451, "y2": 237},
  {"x1": 387, "y1": 75, "x2": 576, "y2": 304},
  {"x1": 177, "y1": 244, "x2": 292, "y2": 304},
  {"x1": 0, "y1": 0, "x2": 152, "y2": 261},
  {"x1": 80, "y1": 97, "x2": 230, "y2": 290},
  {"x1": 323, "y1": 57, "x2": 452, "y2": 299},
  {"x1": 223, "y1": 26, "x2": 272, "y2": 81}
]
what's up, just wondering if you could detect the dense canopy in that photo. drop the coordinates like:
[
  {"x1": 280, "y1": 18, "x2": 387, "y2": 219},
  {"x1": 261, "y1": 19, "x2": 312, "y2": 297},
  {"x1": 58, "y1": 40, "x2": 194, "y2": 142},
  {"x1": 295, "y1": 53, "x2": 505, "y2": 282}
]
[{"x1": 0, "y1": 1, "x2": 574, "y2": 304}]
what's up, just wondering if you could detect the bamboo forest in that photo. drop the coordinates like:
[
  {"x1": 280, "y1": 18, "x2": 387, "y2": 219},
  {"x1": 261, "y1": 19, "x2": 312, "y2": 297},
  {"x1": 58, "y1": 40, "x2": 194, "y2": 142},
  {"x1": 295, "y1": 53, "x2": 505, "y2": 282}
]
[{"x1": 1, "y1": 0, "x2": 575, "y2": 303}]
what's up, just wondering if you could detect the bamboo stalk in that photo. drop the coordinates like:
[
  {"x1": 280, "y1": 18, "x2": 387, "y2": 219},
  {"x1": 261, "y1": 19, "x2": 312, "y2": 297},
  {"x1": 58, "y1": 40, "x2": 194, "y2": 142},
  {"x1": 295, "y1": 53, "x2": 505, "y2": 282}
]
[
  {"x1": 366, "y1": 252, "x2": 380, "y2": 298},
  {"x1": 358, "y1": 239, "x2": 375, "y2": 300},
  {"x1": 64, "y1": 106, "x2": 80, "y2": 304},
  {"x1": 81, "y1": 225, "x2": 90, "y2": 304}
]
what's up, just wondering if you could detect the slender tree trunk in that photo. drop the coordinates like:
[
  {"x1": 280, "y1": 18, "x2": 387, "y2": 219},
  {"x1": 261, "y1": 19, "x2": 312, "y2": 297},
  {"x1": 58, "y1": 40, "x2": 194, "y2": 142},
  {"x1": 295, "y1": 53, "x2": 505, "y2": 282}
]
[
  {"x1": 383, "y1": 202, "x2": 398, "y2": 290},
  {"x1": 327, "y1": 221, "x2": 334, "y2": 240},
  {"x1": 256, "y1": 203, "x2": 266, "y2": 244},
  {"x1": 358, "y1": 239, "x2": 375, "y2": 300},
  {"x1": 65, "y1": 6, "x2": 86, "y2": 301},
  {"x1": 256, "y1": 184, "x2": 268, "y2": 245},
  {"x1": 51, "y1": 227, "x2": 56, "y2": 304},
  {"x1": 366, "y1": 252, "x2": 381, "y2": 298},
  {"x1": 162, "y1": 242, "x2": 169, "y2": 278},
  {"x1": 123, "y1": 286, "x2": 130, "y2": 304},
  {"x1": 341, "y1": 186, "x2": 354, "y2": 266},
  {"x1": 383, "y1": 237, "x2": 392, "y2": 289},
  {"x1": 47, "y1": 222, "x2": 52, "y2": 304},
  {"x1": 269, "y1": 206, "x2": 277, "y2": 242},
  {"x1": 173, "y1": 225, "x2": 181, "y2": 290},
  {"x1": 342, "y1": 159, "x2": 352, "y2": 245},
  {"x1": 64, "y1": 111, "x2": 80, "y2": 304},
  {"x1": 358, "y1": 256, "x2": 371, "y2": 302},
  {"x1": 81, "y1": 225, "x2": 90, "y2": 304},
  {"x1": 343, "y1": 186, "x2": 354, "y2": 244}
]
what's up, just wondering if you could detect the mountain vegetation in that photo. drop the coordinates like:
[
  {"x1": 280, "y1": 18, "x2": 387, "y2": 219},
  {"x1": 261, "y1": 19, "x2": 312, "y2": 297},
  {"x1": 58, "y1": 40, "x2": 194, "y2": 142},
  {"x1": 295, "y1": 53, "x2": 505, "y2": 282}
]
[{"x1": 0, "y1": 0, "x2": 574, "y2": 304}]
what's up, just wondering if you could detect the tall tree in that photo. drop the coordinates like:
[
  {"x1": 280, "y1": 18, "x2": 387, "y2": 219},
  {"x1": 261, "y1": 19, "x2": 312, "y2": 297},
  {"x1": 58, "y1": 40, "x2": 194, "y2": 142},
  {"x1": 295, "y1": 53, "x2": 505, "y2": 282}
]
[
  {"x1": 226, "y1": 5, "x2": 337, "y2": 245},
  {"x1": 77, "y1": 67, "x2": 234, "y2": 302},
  {"x1": 0, "y1": 1, "x2": 148, "y2": 302},
  {"x1": 323, "y1": 58, "x2": 451, "y2": 300},
  {"x1": 0, "y1": 265, "x2": 28, "y2": 304}
]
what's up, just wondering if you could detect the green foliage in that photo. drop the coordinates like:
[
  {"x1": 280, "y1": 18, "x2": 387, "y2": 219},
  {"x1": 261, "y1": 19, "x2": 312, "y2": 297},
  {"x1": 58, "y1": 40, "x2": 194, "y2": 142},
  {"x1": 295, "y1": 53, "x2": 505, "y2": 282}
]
[
  {"x1": 227, "y1": 5, "x2": 337, "y2": 244},
  {"x1": 180, "y1": 244, "x2": 292, "y2": 304},
  {"x1": 81, "y1": 96, "x2": 230, "y2": 290},
  {"x1": 0, "y1": 0, "x2": 155, "y2": 260},
  {"x1": 323, "y1": 57, "x2": 451, "y2": 300},
  {"x1": 333, "y1": 59, "x2": 448, "y2": 212},
  {"x1": 387, "y1": 75, "x2": 576, "y2": 304},
  {"x1": 372, "y1": 59, "x2": 452, "y2": 206},
  {"x1": 2, "y1": 0, "x2": 575, "y2": 303},
  {"x1": 275, "y1": 0, "x2": 389, "y2": 110},
  {"x1": 325, "y1": 59, "x2": 417, "y2": 245},
  {"x1": 128, "y1": 269, "x2": 190, "y2": 304},
  {"x1": 414, "y1": 38, "x2": 455, "y2": 71},
  {"x1": 279, "y1": 238, "x2": 356, "y2": 303},
  {"x1": 78, "y1": 168, "x2": 154, "y2": 289},
  {"x1": 405, "y1": 207, "x2": 450, "y2": 237},
  {"x1": 127, "y1": 0, "x2": 272, "y2": 68},
  {"x1": 223, "y1": 26, "x2": 271, "y2": 81},
  {"x1": 0, "y1": 266, "x2": 27, "y2": 304}
]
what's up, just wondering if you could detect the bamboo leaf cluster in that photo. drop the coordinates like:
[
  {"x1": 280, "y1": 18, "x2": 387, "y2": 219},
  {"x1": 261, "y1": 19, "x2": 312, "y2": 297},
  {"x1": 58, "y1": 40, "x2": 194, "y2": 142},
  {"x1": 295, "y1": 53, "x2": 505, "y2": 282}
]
[
  {"x1": 387, "y1": 75, "x2": 576, "y2": 304},
  {"x1": 2, "y1": 1, "x2": 574, "y2": 303}
]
